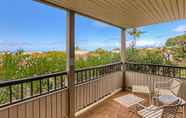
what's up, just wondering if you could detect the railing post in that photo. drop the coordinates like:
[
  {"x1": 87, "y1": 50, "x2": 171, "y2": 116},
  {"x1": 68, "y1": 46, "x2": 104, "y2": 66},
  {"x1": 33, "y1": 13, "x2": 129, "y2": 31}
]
[
  {"x1": 66, "y1": 10, "x2": 75, "y2": 118},
  {"x1": 120, "y1": 28, "x2": 127, "y2": 90}
]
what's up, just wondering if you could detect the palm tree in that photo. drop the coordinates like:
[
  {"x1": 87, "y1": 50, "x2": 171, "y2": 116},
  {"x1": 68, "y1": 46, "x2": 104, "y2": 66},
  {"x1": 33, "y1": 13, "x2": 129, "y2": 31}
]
[
  {"x1": 75, "y1": 46, "x2": 81, "y2": 51},
  {"x1": 128, "y1": 28, "x2": 145, "y2": 48}
]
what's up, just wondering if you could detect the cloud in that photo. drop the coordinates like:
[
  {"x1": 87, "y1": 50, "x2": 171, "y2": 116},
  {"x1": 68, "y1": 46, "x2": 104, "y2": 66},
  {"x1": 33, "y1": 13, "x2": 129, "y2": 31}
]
[
  {"x1": 0, "y1": 40, "x2": 66, "y2": 51},
  {"x1": 127, "y1": 38, "x2": 166, "y2": 48},
  {"x1": 77, "y1": 38, "x2": 120, "y2": 51},
  {"x1": 173, "y1": 25, "x2": 186, "y2": 33},
  {"x1": 0, "y1": 40, "x2": 31, "y2": 50},
  {"x1": 137, "y1": 40, "x2": 164, "y2": 47}
]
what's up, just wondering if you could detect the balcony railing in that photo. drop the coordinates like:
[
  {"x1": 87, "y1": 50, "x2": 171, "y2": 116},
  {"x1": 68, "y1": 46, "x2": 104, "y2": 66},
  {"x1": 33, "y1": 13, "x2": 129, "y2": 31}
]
[
  {"x1": 0, "y1": 62, "x2": 123, "y2": 118},
  {"x1": 74, "y1": 62, "x2": 122, "y2": 112},
  {"x1": 0, "y1": 62, "x2": 185, "y2": 118},
  {"x1": 126, "y1": 62, "x2": 186, "y2": 79},
  {"x1": 0, "y1": 71, "x2": 68, "y2": 108}
]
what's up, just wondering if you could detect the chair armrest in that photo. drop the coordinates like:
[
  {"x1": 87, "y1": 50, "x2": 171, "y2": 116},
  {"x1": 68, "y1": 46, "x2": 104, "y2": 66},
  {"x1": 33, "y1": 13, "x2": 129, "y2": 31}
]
[
  {"x1": 137, "y1": 103, "x2": 146, "y2": 109},
  {"x1": 159, "y1": 99, "x2": 182, "y2": 108}
]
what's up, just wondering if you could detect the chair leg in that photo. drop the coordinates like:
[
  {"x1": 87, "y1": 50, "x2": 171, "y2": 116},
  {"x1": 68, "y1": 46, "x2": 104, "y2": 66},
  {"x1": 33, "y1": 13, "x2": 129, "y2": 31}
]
[
  {"x1": 177, "y1": 106, "x2": 186, "y2": 118},
  {"x1": 183, "y1": 106, "x2": 185, "y2": 118},
  {"x1": 149, "y1": 94, "x2": 151, "y2": 104}
]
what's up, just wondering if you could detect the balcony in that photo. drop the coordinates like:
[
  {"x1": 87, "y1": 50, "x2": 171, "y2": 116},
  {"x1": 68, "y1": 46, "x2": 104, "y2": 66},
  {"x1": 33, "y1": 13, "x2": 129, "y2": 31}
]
[
  {"x1": 0, "y1": 62, "x2": 185, "y2": 118},
  {"x1": 1, "y1": 0, "x2": 186, "y2": 118}
]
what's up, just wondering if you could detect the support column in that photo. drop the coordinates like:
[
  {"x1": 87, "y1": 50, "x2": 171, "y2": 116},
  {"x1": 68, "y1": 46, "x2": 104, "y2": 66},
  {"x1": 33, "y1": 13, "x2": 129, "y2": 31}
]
[
  {"x1": 120, "y1": 28, "x2": 127, "y2": 90},
  {"x1": 66, "y1": 10, "x2": 75, "y2": 118}
]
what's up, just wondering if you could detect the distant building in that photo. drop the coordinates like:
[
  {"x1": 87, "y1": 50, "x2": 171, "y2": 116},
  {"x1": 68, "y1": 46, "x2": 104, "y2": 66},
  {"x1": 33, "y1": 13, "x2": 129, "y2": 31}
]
[
  {"x1": 176, "y1": 41, "x2": 186, "y2": 46},
  {"x1": 23, "y1": 51, "x2": 43, "y2": 55},
  {"x1": 75, "y1": 50, "x2": 89, "y2": 60},
  {"x1": 163, "y1": 50, "x2": 173, "y2": 62},
  {"x1": 0, "y1": 51, "x2": 11, "y2": 55},
  {"x1": 112, "y1": 48, "x2": 120, "y2": 53}
]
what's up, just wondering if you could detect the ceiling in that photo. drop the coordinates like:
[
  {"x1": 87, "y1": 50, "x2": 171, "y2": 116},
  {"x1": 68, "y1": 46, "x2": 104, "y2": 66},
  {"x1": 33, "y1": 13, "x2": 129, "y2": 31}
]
[{"x1": 37, "y1": 0, "x2": 186, "y2": 28}]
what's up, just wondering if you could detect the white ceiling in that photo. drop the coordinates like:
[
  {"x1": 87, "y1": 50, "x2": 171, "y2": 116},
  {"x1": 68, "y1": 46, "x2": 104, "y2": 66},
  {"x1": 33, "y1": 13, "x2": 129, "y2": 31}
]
[{"x1": 38, "y1": 0, "x2": 186, "y2": 28}]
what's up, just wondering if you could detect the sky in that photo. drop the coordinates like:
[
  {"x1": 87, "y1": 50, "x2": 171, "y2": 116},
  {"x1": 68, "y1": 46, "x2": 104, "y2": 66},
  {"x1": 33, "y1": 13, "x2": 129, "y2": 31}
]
[{"x1": 1, "y1": 0, "x2": 186, "y2": 52}]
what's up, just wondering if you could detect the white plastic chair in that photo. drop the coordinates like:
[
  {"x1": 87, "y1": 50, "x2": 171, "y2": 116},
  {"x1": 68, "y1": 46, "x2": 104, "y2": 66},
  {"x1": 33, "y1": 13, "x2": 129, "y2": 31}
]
[
  {"x1": 137, "y1": 99, "x2": 182, "y2": 118},
  {"x1": 154, "y1": 78, "x2": 183, "y2": 96}
]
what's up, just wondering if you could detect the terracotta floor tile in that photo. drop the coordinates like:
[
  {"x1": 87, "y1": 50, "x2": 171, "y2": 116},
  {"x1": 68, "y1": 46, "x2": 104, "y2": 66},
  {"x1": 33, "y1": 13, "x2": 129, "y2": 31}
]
[{"x1": 77, "y1": 91, "x2": 149, "y2": 118}]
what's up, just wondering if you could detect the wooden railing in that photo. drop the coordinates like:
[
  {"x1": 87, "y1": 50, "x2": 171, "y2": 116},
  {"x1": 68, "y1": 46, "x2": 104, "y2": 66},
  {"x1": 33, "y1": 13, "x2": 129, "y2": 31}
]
[
  {"x1": 74, "y1": 62, "x2": 122, "y2": 112},
  {"x1": 0, "y1": 72, "x2": 67, "y2": 108},
  {"x1": 1, "y1": 62, "x2": 185, "y2": 117},
  {"x1": 0, "y1": 62, "x2": 123, "y2": 118},
  {"x1": 126, "y1": 62, "x2": 186, "y2": 79}
]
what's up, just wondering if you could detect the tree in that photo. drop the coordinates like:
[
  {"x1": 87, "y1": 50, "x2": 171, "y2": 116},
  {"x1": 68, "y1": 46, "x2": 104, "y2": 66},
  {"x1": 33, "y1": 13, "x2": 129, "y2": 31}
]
[
  {"x1": 128, "y1": 28, "x2": 145, "y2": 48},
  {"x1": 165, "y1": 34, "x2": 186, "y2": 65},
  {"x1": 165, "y1": 34, "x2": 186, "y2": 47}
]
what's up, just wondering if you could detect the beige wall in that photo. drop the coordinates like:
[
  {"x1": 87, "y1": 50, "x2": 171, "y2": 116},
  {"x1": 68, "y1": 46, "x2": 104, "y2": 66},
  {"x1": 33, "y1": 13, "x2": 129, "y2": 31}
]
[{"x1": 0, "y1": 89, "x2": 68, "y2": 118}]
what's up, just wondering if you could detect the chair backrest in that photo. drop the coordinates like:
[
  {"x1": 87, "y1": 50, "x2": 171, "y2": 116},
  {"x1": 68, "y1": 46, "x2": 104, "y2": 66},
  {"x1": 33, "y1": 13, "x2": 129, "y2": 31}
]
[
  {"x1": 162, "y1": 99, "x2": 181, "y2": 118},
  {"x1": 162, "y1": 105, "x2": 178, "y2": 118},
  {"x1": 170, "y1": 79, "x2": 182, "y2": 96}
]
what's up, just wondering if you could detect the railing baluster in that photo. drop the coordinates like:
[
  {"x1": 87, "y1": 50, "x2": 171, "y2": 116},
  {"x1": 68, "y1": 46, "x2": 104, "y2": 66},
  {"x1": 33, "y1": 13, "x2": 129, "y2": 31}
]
[
  {"x1": 54, "y1": 76, "x2": 57, "y2": 90},
  {"x1": 21, "y1": 83, "x2": 24, "y2": 100},
  {"x1": 60, "y1": 75, "x2": 63, "y2": 89},
  {"x1": 9, "y1": 85, "x2": 12, "y2": 103},
  {"x1": 76, "y1": 72, "x2": 78, "y2": 84},
  {"x1": 39, "y1": 79, "x2": 42, "y2": 94},
  {"x1": 47, "y1": 78, "x2": 50, "y2": 92},
  {"x1": 31, "y1": 81, "x2": 33, "y2": 97}
]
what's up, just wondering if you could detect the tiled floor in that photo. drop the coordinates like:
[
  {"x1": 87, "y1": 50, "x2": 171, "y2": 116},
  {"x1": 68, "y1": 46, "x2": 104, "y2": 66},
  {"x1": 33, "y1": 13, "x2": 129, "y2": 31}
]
[{"x1": 77, "y1": 91, "x2": 150, "y2": 118}]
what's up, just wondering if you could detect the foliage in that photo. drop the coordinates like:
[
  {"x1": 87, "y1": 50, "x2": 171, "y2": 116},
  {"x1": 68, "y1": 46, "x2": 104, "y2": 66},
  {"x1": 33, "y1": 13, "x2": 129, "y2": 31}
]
[
  {"x1": 165, "y1": 34, "x2": 186, "y2": 65},
  {"x1": 0, "y1": 51, "x2": 66, "y2": 80},
  {"x1": 165, "y1": 34, "x2": 186, "y2": 47},
  {"x1": 127, "y1": 48, "x2": 142, "y2": 62},
  {"x1": 128, "y1": 28, "x2": 145, "y2": 48},
  {"x1": 127, "y1": 48, "x2": 164, "y2": 64},
  {"x1": 0, "y1": 49, "x2": 120, "y2": 80},
  {"x1": 127, "y1": 33, "x2": 186, "y2": 66},
  {"x1": 75, "y1": 48, "x2": 120, "y2": 69}
]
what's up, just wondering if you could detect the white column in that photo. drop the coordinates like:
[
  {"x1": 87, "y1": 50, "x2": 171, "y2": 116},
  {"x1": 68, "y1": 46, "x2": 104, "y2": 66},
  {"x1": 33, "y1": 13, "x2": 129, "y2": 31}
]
[
  {"x1": 66, "y1": 10, "x2": 75, "y2": 118},
  {"x1": 120, "y1": 28, "x2": 127, "y2": 90}
]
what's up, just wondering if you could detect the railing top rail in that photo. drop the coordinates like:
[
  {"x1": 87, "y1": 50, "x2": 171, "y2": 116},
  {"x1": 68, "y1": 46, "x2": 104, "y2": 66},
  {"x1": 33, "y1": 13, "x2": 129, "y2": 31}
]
[
  {"x1": 1, "y1": 62, "x2": 185, "y2": 87},
  {"x1": 75, "y1": 61, "x2": 122, "y2": 72},
  {"x1": 0, "y1": 62, "x2": 122, "y2": 87},
  {"x1": 126, "y1": 62, "x2": 186, "y2": 79},
  {"x1": 126, "y1": 62, "x2": 186, "y2": 69},
  {"x1": 0, "y1": 71, "x2": 67, "y2": 87}
]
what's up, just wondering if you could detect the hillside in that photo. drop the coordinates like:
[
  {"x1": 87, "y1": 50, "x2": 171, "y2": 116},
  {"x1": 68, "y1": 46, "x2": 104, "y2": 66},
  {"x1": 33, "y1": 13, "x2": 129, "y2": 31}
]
[
  {"x1": 165, "y1": 34, "x2": 186, "y2": 47},
  {"x1": 164, "y1": 34, "x2": 186, "y2": 66}
]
